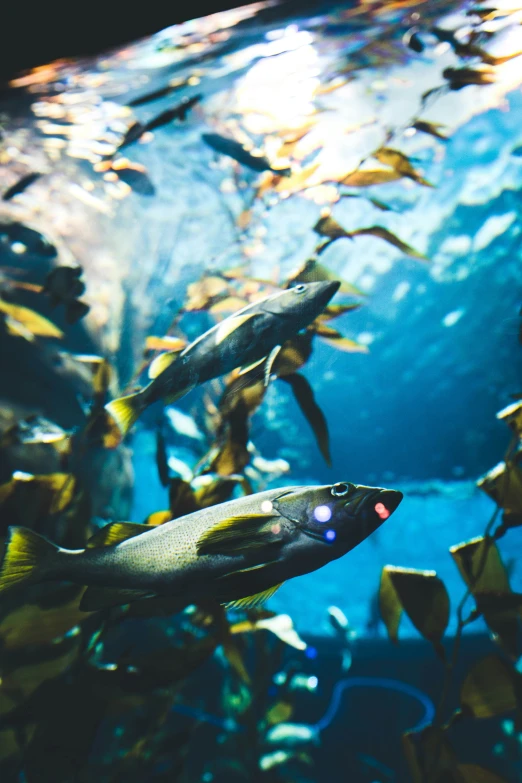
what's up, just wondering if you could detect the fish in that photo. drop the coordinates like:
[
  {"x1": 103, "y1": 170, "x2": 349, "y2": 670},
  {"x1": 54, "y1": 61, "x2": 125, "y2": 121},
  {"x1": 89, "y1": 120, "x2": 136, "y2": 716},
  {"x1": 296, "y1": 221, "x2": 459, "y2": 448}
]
[
  {"x1": 0, "y1": 482, "x2": 403, "y2": 612},
  {"x1": 144, "y1": 95, "x2": 202, "y2": 131},
  {"x1": 202, "y1": 132, "x2": 291, "y2": 176},
  {"x1": 2, "y1": 172, "x2": 42, "y2": 201},
  {"x1": 104, "y1": 280, "x2": 339, "y2": 436},
  {"x1": 128, "y1": 76, "x2": 194, "y2": 107}
]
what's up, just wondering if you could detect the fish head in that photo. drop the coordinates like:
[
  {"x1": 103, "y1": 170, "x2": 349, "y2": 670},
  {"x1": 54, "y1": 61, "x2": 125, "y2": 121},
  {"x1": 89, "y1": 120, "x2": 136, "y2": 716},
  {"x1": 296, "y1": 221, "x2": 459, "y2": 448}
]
[
  {"x1": 259, "y1": 281, "x2": 340, "y2": 326},
  {"x1": 273, "y1": 482, "x2": 402, "y2": 552}
]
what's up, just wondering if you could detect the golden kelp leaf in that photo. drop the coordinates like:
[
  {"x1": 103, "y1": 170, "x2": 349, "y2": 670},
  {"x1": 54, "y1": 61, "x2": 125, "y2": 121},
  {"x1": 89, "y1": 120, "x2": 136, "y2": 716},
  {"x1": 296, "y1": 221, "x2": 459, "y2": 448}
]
[
  {"x1": 450, "y1": 537, "x2": 510, "y2": 595},
  {"x1": 281, "y1": 372, "x2": 331, "y2": 466},
  {"x1": 194, "y1": 474, "x2": 250, "y2": 508},
  {"x1": 374, "y1": 148, "x2": 434, "y2": 187},
  {"x1": 458, "y1": 764, "x2": 509, "y2": 783},
  {"x1": 273, "y1": 333, "x2": 314, "y2": 377},
  {"x1": 443, "y1": 66, "x2": 496, "y2": 89},
  {"x1": 0, "y1": 300, "x2": 63, "y2": 338},
  {"x1": 169, "y1": 478, "x2": 199, "y2": 518},
  {"x1": 318, "y1": 303, "x2": 363, "y2": 320},
  {"x1": 266, "y1": 700, "x2": 293, "y2": 726},
  {"x1": 237, "y1": 209, "x2": 253, "y2": 229},
  {"x1": 288, "y1": 258, "x2": 364, "y2": 296},
  {"x1": 341, "y1": 168, "x2": 402, "y2": 187},
  {"x1": 318, "y1": 333, "x2": 370, "y2": 353},
  {"x1": 402, "y1": 726, "x2": 459, "y2": 783},
  {"x1": 185, "y1": 276, "x2": 230, "y2": 311},
  {"x1": 411, "y1": 120, "x2": 448, "y2": 140},
  {"x1": 112, "y1": 160, "x2": 155, "y2": 195},
  {"x1": 92, "y1": 358, "x2": 113, "y2": 397},
  {"x1": 254, "y1": 613, "x2": 307, "y2": 650},
  {"x1": 350, "y1": 226, "x2": 428, "y2": 261},
  {"x1": 477, "y1": 460, "x2": 522, "y2": 514},
  {"x1": 221, "y1": 634, "x2": 250, "y2": 684},
  {"x1": 273, "y1": 163, "x2": 320, "y2": 194},
  {"x1": 450, "y1": 537, "x2": 520, "y2": 657},
  {"x1": 379, "y1": 566, "x2": 449, "y2": 645},
  {"x1": 496, "y1": 401, "x2": 522, "y2": 436},
  {"x1": 144, "y1": 510, "x2": 171, "y2": 526},
  {"x1": 460, "y1": 655, "x2": 519, "y2": 718},
  {"x1": 209, "y1": 296, "x2": 249, "y2": 314},
  {"x1": 313, "y1": 215, "x2": 351, "y2": 241},
  {"x1": 211, "y1": 438, "x2": 251, "y2": 477},
  {"x1": 145, "y1": 335, "x2": 186, "y2": 352},
  {"x1": 0, "y1": 588, "x2": 88, "y2": 649}
]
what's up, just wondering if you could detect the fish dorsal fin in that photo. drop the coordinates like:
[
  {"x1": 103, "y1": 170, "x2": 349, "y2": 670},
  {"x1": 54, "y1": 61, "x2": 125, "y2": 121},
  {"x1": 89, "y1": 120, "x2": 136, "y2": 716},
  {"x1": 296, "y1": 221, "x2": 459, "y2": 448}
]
[
  {"x1": 196, "y1": 514, "x2": 282, "y2": 557},
  {"x1": 215, "y1": 313, "x2": 259, "y2": 346},
  {"x1": 264, "y1": 344, "x2": 281, "y2": 386},
  {"x1": 148, "y1": 350, "x2": 180, "y2": 379},
  {"x1": 80, "y1": 586, "x2": 153, "y2": 612},
  {"x1": 237, "y1": 356, "x2": 266, "y2": 377},
  {"x1": 87, "y1": 522, "x2": 151, "y2": 548},
  {"x1": 225, "y1": 583, "x2": 284, "y2": 610}
]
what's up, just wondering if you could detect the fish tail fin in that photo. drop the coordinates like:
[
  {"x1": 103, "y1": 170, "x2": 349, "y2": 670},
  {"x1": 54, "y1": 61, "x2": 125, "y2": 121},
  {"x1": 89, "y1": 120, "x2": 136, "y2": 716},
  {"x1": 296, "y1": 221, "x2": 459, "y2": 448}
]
[
  {"x1": 0, "y1": 526, "x2": 60, "y2": 594},
  {"x1": 105, "y1": 391, "x2": 144, "y2": 436}
]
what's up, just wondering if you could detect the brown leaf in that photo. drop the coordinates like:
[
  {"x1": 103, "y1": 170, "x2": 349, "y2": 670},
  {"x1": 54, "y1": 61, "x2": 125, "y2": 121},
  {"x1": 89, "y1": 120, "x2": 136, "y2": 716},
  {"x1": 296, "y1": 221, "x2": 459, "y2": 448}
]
[
  {"x1": 169, "y1": 478, "x2": 199, "y2": 518},
  {"x1": 450, "y1": 537, "x2": 520, "y2": 658},
  {"x1": 412, "y1": 120, "x2": 448, "y2": 140},
  {"x1": 185, "y1": 276, "x2": 230, "y2": 311},
  {"x1": 145, "y1": 335, "x2": 186, "y2": 352},
  {"x1": 496, "y1": 401, "x2": 522, "y2": 437},
  {"x1": 287, "y1": 257, "x2": 364, "y2": 296},
  {"x1": 350, "y1": 226, "x2": 428, "y2": 261},
  {"x1": 0, "y1": 300, "x2": 63, "y2": 339},
  {"x1": 209, "y1": 296, "x2": 249, "y2": 314},
  {"x1": 477, "y1": 459, "x2": 522, "y2": 514},
  {"x1": 112, "y1": 159, "x2": 155, "y2": 195},
  {"x1": 194, "y1": 474, "x2": 250, "y2": 508},
  {"x1": 281, "y1": 372, "x2": 331, "y2": 465},
  {"x1": 402, "y1": 726, "x2": 459, "y2": 783},
  {"x1": 318, "y1": 333, "x2": 370, "y2": 353},
  {"x1": 318, "y1": 303, "x2": 363, "y2": 321},
  {"x1": 341, "y1": 168, "x2": 402, "y2": 187},
  {"x1": 273, "y1": 333, "x2": 314, "y2": 377},
  {"x1": 313, "y1": 214, "x2": 351, "y2": 241},
  {"x1": 379, "y1": 566, "x2": 449, "y2": 646},
  {"x1": 458, "y1": 764, "x2": 510, "y2": 783},
  {"x1": 273, "y1": 163, "x2": 319, "y2": 194},
  {"x1": 374, "y1": 148, "x2": 434, "y2": 187},
  {"x1": 460, "y1": 655, "x2": 519, "y2": 718}
]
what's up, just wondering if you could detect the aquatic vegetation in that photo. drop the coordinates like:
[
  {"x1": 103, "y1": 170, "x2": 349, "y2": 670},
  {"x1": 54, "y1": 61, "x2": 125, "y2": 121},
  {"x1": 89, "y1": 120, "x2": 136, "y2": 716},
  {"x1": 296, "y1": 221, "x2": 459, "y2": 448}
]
[{"x1": 0, "y1": 0, "x2": 521, "y2": 780}]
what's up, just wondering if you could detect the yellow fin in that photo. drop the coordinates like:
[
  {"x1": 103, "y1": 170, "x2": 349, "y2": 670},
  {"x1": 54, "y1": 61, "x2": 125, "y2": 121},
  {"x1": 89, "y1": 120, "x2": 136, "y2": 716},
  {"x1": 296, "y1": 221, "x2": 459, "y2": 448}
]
[
  {"x1": 0, "y1": 526, "x2": 58, "y2": 594},
  {"x1": 237, "y1": 356, "x2": 266, "y2": 376},
  {"x1": 215, "y1": 313, "x2": 258, "y2": 345},
  {"x1": 225, "y1": 583, "x2": 283, "y2": 610},
  {"x1": 148, "y1": 350, "x2": 180, "y2": 380},
  {"x1": 197, "y1": 515, "x2": 282, "y2": 557},
  {"x1": 264, "y1": 344, "x2": 281, "y2": 386},
  {"x1": 105, "y1": 392, "x2": 143, "y2": 436},
  {"x1": 87, "y1": 522, "x2": 151, "y2": 548},
  {"x1": 80, "y1": 586, "x2": 153, "y2": 612}
]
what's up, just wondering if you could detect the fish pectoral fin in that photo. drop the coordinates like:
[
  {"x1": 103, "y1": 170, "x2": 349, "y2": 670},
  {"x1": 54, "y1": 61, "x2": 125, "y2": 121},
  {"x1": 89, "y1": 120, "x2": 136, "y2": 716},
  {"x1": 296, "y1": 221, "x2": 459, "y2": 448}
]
[
  {"x1": 148, "y1": 350, "x2": 181, "y2": 379},
  {"x1": 215, "y1": 313, "x2": 261, "y2": 345},
  {"x1": 225, "y1": 583, "x2": 284, "y2": 610},
  {"x1": 80, "y1": 586, "x2": 154, "y2": 612},
  {"x1": 237, "y1": 356, "x2": 266, "y2": 377},
  {"x1": 196, "y1": 515, "x2": 283, "y2": 557},
  {"x1": 87, "y1": 522, "x2": 151, "y2": 548},
  {"x1": 264, "y1": 344, "x2": 281, "y2": 386}
]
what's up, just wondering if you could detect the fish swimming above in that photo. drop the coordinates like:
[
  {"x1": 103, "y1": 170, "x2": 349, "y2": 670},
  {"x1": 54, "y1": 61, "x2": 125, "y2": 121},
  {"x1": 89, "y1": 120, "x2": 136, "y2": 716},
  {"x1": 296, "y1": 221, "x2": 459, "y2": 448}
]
[
  {"x1": 105, "y1": 280, "x2": 339, "y2": 436},
  {"x1": 202, "y1": 132, "x2": 292, "y2": 176},
  {"x1": 0, "y1": 482, "x2": 403, "y2": 612}
]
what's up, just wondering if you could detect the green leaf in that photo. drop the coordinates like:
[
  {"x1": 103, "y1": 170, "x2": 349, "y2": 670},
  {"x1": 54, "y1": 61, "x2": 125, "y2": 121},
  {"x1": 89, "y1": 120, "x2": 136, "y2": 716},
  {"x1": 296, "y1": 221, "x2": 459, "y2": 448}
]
[
  {"x1": 460, "y1": 655, "x2": 519, "y2": 718},
  {"x1": 379, "y1": 566, "x2": 449, "y2": 646}
]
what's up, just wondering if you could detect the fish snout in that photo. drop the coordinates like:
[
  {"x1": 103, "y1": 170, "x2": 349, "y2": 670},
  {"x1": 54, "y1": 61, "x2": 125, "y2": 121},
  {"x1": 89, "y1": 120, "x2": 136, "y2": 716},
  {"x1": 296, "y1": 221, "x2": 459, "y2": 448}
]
[
  {"x1": 373, "y1": 489, "x2": 403, "y2": 518},
  {"x1": 309, "y1": 280, "x2": 340, "y2": 307}
]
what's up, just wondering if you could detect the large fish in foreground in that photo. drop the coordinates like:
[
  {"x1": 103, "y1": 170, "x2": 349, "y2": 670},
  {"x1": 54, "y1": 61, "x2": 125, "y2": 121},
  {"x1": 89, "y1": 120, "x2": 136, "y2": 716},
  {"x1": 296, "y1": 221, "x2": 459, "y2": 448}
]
[
  {"x1": 106, "y1": 280, "x2": 339, "y2": 436},
  {"x1": 0, "y1": 482, "x2": 402, "y2": 612}
]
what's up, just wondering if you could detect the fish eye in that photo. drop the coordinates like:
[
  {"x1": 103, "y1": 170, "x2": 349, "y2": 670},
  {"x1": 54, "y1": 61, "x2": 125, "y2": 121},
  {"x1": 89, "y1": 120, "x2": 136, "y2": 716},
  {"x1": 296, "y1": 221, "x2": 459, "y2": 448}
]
[
  {"x1": 331, "y1": 482, "x2": 354, "y2": 497},
  {"x1": 294, "y1": 284, "x2": 307, "y2": 294}
]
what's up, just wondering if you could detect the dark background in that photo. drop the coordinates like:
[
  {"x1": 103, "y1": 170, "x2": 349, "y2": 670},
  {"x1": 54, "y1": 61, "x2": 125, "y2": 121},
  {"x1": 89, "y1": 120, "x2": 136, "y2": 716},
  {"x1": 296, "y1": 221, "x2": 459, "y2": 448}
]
[{"x1": 0, "y1": 1, "x2": 258, "y2": 87}]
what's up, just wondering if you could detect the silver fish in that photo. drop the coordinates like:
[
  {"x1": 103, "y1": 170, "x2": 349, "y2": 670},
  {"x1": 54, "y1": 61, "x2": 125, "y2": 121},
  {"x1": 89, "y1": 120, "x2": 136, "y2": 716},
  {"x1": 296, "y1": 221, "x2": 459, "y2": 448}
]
[{"x1": 105, "y1": 280, "x2": 339, "y2": 436}]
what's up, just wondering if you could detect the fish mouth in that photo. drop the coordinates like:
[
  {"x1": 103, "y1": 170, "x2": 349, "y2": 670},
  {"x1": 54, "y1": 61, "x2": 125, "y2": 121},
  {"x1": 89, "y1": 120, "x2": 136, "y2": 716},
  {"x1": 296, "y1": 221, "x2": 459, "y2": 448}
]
[
  {"x1": 374, "y1": 489, "x2": 403, "y2": 515},
  {"x1": 309, "y1": 280, "x2": 340, "y2": 307}
]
